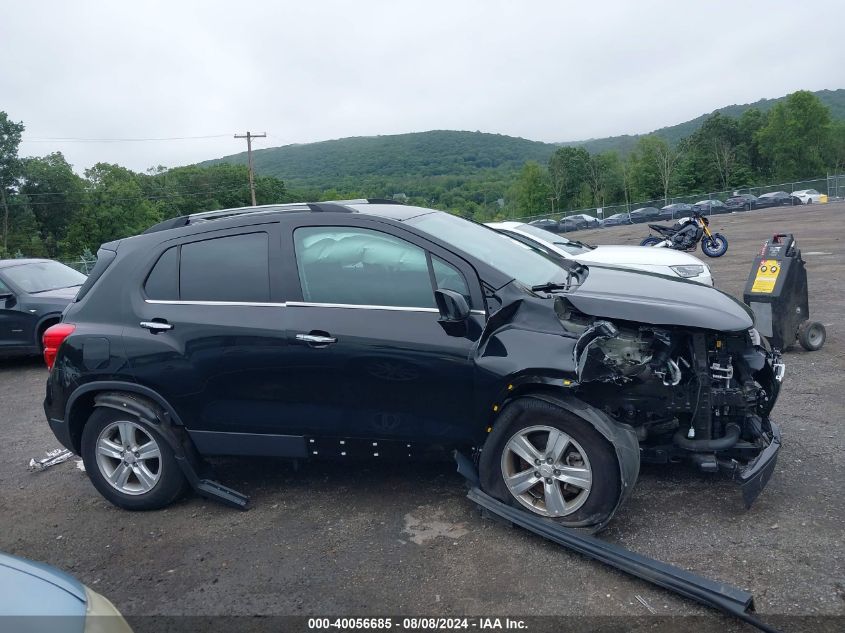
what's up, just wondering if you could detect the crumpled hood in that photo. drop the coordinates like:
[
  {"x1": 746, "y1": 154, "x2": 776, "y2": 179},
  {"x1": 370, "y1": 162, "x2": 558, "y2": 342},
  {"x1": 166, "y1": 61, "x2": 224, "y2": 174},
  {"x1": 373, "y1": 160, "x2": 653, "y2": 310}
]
[
  {"x1": 567, "y1": 264, "x2": 753, "y2": 331},
  {"x1": 576, "y1": 245, "x2": 705, "y2": 267}
]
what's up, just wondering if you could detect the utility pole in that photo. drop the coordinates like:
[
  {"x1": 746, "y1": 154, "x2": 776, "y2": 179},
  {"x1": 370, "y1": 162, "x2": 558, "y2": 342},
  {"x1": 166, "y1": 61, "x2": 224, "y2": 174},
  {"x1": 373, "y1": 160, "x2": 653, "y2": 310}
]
[{"x1": 234, "y1": 131, "x2": 266, "y2": 206}]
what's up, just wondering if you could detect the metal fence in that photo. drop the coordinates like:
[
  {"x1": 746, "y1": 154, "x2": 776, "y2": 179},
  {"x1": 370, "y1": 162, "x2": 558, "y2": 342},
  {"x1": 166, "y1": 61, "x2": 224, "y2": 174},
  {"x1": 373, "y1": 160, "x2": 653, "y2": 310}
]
[
  {"x1": 60, "y1": 255, "x2": 97, "y2": 274},
  {"x1": 514, "y1": 173, "x2": 845, "y2": 226}
]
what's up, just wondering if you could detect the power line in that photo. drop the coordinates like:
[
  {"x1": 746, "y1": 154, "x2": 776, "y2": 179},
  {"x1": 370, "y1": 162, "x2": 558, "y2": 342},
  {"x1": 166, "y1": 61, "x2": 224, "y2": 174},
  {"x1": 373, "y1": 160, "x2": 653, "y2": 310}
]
[
  {"x1": 19, "y1": 182, "x2": 253, "y2": 198},
  {"x1": 18, "y1": 185, "x2": 251, "y2": 207},
  {"x1": 21, "y1": 134, "x2": 231, "y2": 143}
]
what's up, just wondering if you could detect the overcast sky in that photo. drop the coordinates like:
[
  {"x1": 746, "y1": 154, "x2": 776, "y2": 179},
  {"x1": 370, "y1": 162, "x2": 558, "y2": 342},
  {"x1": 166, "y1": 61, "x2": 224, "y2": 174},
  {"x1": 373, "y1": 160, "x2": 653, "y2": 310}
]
[{"x1": 3, "y1": 0, "x2": 842, "y2": 173}]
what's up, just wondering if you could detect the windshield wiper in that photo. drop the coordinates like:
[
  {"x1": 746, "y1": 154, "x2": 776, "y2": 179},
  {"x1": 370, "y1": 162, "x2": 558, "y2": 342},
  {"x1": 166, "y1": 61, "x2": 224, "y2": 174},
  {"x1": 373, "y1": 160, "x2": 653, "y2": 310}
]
[
  {"x1": 531, "y1": 263, "x2": 586, "y2": 293},
  {"x1": 531, "y1": 281, "x2": 571, "y2": 293},
  {"x1": 556, "y1": 239, "x2": 594, "y2": 250},
  {"x1": 29, "y1": 284, "x2": 82, "y2": 294}
]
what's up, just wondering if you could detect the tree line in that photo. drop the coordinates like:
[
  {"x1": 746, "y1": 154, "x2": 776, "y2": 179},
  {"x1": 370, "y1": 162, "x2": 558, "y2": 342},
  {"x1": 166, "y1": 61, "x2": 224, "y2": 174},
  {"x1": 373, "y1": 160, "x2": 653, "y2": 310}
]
[
  {"x1": 510, "y1": 90, "x2": 845, "y2": 218},
  {"x1": 0, "y1": 121, "x2": 288, "y2": 259},
  {"x1": 1, "y1": 90, "x2": 844, "y2": 260}
]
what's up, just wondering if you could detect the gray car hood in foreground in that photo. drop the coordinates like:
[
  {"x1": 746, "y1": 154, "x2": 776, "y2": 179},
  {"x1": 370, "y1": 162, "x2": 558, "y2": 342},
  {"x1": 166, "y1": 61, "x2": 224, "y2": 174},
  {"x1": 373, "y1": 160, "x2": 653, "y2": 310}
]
[
  {"x1": 0, "y1": 552, "x2": 86, "y2": 617},
  {"x1": 566, "y1": 264, "x2": 753, "y2": 332}
]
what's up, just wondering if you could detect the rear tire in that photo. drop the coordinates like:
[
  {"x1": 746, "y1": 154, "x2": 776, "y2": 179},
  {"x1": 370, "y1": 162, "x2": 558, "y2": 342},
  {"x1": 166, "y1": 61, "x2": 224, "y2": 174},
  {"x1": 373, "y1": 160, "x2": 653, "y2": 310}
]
[
  {"x1": 701, "y1": 233, "x2": 728, "y2": 257},
  {"x1": 640, "y1": 236, "x2": 662, "y2": 247},
  {"x1": 81, "y1": 407, "x2": 189, "y2": 510},
  {"x1": 798, "y1": 321, "x2": 825, "y2": 351},
  {"x1": 479, "y1": 397, "x2": 622, "y2": 530}
]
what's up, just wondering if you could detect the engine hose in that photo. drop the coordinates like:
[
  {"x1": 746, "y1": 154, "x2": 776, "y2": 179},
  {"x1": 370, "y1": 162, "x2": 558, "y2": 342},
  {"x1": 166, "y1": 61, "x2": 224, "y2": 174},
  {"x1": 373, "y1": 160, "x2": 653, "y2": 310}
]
[{"x1": 673, "y1": 423, "x2": 741, "y2": 452}]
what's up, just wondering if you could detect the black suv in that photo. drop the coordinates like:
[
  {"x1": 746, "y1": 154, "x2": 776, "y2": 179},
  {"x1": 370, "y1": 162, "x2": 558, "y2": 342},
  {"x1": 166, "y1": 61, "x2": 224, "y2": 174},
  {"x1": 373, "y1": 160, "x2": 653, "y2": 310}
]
[{"x1": 43, "y1": 201, "x2": 785, "y2": 530}]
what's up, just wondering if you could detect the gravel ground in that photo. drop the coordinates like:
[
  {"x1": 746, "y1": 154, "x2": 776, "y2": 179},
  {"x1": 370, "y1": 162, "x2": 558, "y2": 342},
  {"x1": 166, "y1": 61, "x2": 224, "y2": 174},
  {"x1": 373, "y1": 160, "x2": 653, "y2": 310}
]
[{"x1": 1, "y1": 203, "x2": 844, "y2": 632}]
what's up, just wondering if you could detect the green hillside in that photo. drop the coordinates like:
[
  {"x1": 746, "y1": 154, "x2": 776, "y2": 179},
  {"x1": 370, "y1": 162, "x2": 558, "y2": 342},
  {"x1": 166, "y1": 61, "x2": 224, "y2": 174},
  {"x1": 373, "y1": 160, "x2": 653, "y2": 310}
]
[
  {"x1": 197, "y1": 88, "x2": 844, "y2": 217},
  {"x1": 563, "y1": 88, "x2": 845, "y2": 153},
  {"x1": 205, "y1": 130, "x2": 557, "y2": 191},
  {"x1": 202, "y1": 90, "x2": 845, "y2": 185}
]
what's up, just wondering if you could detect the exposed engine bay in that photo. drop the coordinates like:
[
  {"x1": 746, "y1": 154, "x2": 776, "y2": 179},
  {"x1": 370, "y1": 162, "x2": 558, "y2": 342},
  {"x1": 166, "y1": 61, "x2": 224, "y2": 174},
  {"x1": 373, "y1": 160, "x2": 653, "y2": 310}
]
[{"x1": 556, "y1": 299, "x2": 784, "y2": 503}]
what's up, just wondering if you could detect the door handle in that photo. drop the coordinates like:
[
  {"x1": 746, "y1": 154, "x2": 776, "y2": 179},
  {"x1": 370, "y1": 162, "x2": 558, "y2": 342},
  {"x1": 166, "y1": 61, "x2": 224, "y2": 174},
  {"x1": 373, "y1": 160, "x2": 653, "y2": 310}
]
[
  {"x1": 140, "y1": 320, "x2": 173, "y2": 332},
  {"x1": 295, "y1": 333, "x2": 337, "y2": 345}
]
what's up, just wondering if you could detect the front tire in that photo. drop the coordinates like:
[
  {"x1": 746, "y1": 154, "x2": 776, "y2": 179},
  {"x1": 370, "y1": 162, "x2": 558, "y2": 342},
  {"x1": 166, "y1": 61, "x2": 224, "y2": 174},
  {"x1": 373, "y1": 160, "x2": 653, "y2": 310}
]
[
  {"x1": 479, "y1": 398, "x2": 621, "y2": 529},
  {"x1": 701, "y1": 233, "x2": 728, "y2": 257},
  {"x1": 81, "y1": 408, "x2": 188, "y2": 510},
  {"x1": 640, "y1": 236, "x2": 662, "y2": 247}
]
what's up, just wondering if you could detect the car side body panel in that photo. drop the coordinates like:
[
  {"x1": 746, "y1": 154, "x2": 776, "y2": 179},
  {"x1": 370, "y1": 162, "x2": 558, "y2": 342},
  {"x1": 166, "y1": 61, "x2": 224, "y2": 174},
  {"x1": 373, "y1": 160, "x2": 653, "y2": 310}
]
[{"x1": 47, "y1": 205, "x2": 758, "y2": 459}]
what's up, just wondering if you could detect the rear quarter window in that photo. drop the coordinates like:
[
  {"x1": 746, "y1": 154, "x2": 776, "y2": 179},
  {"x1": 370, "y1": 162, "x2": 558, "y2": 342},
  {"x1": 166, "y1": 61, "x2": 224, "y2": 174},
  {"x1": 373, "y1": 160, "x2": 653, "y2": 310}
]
[
  {"x1": 144, "y1": 232, "x2": 270, "y2": 303},
  {"x1": 144, "y1": 247, "x2": 178, "y2": 300}
]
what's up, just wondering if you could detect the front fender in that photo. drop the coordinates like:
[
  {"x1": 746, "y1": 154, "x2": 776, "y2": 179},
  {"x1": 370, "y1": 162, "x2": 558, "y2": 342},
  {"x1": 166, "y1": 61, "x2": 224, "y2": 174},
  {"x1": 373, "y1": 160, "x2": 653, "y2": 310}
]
[{"x1": 490, "y1": 390, "x2": 640, "y2": 532}]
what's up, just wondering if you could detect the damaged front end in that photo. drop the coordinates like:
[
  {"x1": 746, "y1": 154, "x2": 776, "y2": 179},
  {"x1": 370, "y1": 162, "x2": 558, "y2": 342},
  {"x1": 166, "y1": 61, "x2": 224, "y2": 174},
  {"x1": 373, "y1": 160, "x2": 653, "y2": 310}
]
[{"x1": 558, "y1": 296, "x2": 783, "y2": 507}]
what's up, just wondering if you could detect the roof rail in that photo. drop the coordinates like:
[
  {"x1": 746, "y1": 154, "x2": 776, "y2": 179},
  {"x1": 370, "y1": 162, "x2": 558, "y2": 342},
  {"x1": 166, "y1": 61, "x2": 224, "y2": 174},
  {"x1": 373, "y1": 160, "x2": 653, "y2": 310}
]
[
  {"x1": 188, "y1": 203, "x2": 311, "y2": 222},
  {"x1": 142, "y1": 198, "x2": 404, "y2": 234}
]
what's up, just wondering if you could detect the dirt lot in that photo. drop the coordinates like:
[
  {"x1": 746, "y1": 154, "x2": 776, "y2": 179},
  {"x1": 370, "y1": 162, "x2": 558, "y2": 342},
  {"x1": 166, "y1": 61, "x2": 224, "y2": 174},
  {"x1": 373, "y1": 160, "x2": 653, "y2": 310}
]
[{"x1": 1, "y1": 203, "x2": 844, "y2": 631}]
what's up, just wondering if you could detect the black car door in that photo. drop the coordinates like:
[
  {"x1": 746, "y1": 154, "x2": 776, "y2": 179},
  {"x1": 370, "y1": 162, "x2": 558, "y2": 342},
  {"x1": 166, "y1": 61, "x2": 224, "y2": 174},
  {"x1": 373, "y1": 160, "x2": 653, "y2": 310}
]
[
  {"x1": 0, "y1": 275, "x2": 34, "y2": 349},
  {"x1": 273, "y1": 216, "x2": 484, "y2": 448},
  {"x1": 126, "y1": 226, "x2": 302, "y2": 452}
]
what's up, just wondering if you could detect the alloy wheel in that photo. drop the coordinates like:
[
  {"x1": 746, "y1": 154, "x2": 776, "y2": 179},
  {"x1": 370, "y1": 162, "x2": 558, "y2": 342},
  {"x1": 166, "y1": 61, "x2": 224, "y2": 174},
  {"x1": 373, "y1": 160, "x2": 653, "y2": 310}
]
[
  {"x1": 95, "y1": 420, "x2": 162, "y2": 495},
  {"x1": 500, "y1": 425, "x2": 593, "y2": 517}
]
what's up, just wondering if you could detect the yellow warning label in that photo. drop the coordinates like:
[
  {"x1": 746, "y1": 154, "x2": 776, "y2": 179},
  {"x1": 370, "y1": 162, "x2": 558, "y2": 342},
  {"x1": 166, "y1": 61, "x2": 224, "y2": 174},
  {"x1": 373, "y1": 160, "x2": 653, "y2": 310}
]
[{"x1": 751, "y1": 259, "x2": 781, "y2": 293}]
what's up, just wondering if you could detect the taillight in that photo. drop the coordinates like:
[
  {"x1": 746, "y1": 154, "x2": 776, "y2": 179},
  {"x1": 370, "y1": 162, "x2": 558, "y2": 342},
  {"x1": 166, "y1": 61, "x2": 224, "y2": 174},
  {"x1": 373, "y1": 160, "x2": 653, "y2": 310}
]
[{"x1": 43, "y1": 323, "x2": 76, "y2": 370}]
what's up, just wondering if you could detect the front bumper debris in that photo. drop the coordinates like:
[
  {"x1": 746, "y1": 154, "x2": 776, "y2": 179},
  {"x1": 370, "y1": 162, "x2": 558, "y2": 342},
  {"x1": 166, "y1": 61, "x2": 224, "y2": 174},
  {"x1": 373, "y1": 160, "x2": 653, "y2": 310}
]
[
  {"x1": 738, "y1": 422, "x2": 781, "y2": 508},
  {"x1": 456, "y1": 452, "x2": 782, "y2": 633}
]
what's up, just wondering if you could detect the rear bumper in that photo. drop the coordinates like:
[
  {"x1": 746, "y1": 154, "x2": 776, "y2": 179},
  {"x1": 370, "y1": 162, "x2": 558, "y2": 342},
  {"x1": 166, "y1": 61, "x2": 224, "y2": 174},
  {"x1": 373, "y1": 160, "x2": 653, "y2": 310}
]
[
  {"x1": 46, "y1": 415, "x2": 75, "y2": 453},
  {"x1": 737, "y1": 421, "x2": 781, "y2": 508}
]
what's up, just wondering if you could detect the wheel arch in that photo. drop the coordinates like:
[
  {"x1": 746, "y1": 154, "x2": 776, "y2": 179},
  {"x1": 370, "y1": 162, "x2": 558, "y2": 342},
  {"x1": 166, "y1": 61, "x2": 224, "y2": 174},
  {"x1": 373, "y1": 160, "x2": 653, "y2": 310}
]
[
  {"x1": 485, "y1": 386, "x2": 641, "y2": 527},
  {"x1": 34, "y1": 312, "x2": 63, "y2": 348},
  {"x1": 65, "y1": 381, "x2": 185, "y2": 454}
]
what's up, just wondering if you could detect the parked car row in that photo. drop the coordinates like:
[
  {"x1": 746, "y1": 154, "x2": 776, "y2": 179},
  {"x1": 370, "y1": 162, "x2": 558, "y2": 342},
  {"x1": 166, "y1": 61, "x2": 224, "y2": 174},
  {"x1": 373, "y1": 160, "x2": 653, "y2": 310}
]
[{"x1": 532, "y1": 188, "x2": 828, "y2": 232}]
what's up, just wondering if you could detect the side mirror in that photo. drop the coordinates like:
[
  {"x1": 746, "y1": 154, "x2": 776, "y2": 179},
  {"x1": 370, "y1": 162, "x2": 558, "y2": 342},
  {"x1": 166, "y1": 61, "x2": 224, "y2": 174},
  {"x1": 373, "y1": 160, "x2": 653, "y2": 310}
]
[
  {"x1": 434, "y1": 289, "x2": 470, "y2": 322},
  {"x1": 0, "y1": 291, "x2": 13, "y2": 301}
]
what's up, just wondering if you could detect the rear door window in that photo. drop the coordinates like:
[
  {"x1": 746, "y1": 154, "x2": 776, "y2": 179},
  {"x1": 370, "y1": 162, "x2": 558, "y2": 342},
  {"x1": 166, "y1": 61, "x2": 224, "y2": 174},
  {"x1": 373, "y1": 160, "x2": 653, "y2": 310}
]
[{"x1": 180, "y1": 233, "x2": 269, "y2": 302}]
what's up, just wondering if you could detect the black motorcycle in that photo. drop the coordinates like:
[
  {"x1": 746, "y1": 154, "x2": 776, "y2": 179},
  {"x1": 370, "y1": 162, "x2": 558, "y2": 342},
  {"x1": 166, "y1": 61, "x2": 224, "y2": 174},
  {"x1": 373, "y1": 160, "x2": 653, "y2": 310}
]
[{"x1": 640, "y1": 211, "x2": 728, "y2": 258}]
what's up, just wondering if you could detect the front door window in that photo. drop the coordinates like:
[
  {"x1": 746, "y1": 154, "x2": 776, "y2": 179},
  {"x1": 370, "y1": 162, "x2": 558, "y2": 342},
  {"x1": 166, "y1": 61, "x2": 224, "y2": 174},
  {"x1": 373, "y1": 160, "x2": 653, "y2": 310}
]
[{"x1": 293, "y1": 226, "x2": 468, "y2": 309}]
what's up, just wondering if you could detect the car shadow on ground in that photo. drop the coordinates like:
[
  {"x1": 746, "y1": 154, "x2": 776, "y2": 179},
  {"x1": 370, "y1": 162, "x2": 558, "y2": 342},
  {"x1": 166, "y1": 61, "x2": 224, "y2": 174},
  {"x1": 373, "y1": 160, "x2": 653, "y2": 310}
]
[{"x1": 0, "y1": 355, "x2": 43, "y2": 370}]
